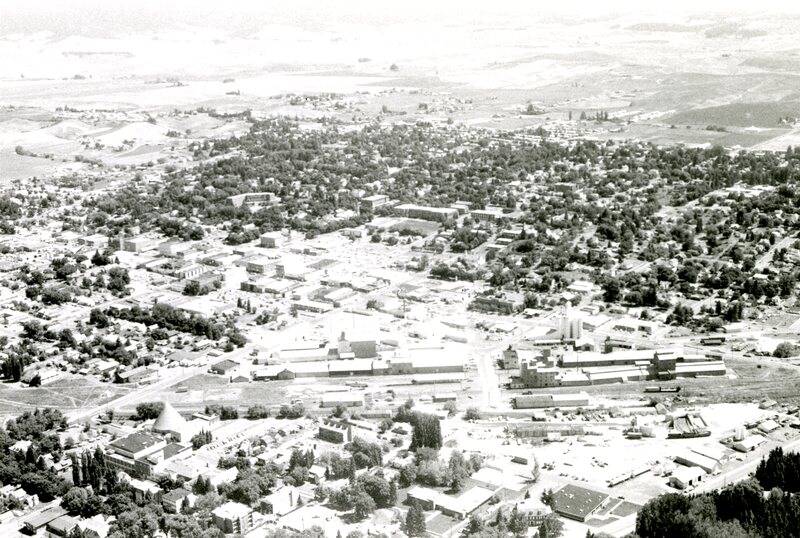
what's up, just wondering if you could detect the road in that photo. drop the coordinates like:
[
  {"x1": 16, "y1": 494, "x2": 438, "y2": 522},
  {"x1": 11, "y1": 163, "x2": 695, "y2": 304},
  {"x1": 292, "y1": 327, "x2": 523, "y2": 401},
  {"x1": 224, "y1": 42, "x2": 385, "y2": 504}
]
[
  {"x1": 66, "y1": 345, "x2": 256, "y2": 424},
  {"x1": 697, "y1": 434, "x2": 800, "y2": 494}
]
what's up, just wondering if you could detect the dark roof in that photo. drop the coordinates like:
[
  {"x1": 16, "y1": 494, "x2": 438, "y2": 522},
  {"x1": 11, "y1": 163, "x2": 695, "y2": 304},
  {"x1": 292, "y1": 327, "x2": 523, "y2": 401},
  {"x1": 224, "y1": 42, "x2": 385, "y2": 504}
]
[
  {"x1": 551, "y1": 484, "x2": 609, "y2": 520},
  {"x1": 163, "y1": 488, "x2": 191, "y2": 503},
  {"x1": 212, "y1": 359, "x2": 239, "y2": 371},
  {"x1": 109, "y1": 432, "x2": 163, "y2": 455},
  {"x1": 163, "y1": 443, "x2": 190, "y2": 460}
]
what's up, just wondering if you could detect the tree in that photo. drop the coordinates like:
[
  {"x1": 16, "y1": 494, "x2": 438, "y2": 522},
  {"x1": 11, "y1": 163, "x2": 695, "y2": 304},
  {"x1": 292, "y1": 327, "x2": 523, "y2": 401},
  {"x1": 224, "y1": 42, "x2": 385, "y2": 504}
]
[
  {"x1": 540, "y1": 488, "x2": 554, "y2": 507},
  {"x1": 405, "y1": 502, "x2": 426, "y2": 537},
  {"x1": 773, "y1": 342, "x2": 798, "y2": 358},
  {"x1": 508, "y1": 505, "x2": 527, "y2": 536},
  {"x1": 351, "y1": 485, "x2": 376, "y2": 520},
  {"x1": 135, "y1": 402, "x2": 164, "y2": 420},
  {"x1": 602, "y1": 279, "x2": 621, "y2": 303},
  {"x1": 246, "y1": 405, "x2": 270, "y2": 419},
  {"x1": 28, "y1": 374, "x2": 41, "y2": 387},
  {"x1": 464, "y1": 407, "x2": 481, "y2": 421},
  {"x1": 410, "y1": 413, "x2": 442, "y2": 450},
  {"x1": 536, "y1": 514, "x2": 564, "y2": 538}
]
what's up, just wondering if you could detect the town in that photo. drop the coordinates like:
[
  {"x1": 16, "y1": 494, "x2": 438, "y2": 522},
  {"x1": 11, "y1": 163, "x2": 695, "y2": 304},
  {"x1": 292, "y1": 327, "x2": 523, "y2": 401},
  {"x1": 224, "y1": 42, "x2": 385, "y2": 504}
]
[{"x1": 2, "y1": 3, "x2": 800, "y2": 538}]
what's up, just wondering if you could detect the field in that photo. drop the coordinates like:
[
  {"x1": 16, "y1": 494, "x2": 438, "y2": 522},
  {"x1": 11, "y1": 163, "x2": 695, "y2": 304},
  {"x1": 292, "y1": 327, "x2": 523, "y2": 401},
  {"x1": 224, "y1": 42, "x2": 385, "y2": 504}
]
[
  {"x1": 0, "y1": 376, "x2": 132, "y2": 418},
  {"x1": 667, "y1": 102, "x2": 800, "y2": 129}
]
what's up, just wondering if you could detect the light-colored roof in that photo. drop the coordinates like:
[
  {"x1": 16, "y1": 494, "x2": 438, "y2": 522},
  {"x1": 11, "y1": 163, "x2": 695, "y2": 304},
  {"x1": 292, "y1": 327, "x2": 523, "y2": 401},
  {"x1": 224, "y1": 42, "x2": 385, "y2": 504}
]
[
  {"x1": 152, "y1": 402, "x2": 186, "y2": 433},
  {"x1": 213, "y1": 501, "x2": 252, "y2": 519},
  {"x1": 672, "y1": 465, "x2": 705, "y2": 482}
]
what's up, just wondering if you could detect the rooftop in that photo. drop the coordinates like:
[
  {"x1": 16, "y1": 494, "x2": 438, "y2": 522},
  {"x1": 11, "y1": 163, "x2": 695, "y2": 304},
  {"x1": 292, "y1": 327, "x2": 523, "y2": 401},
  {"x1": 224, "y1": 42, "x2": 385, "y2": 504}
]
[
  {"x1": 213, "y1": 501, "x2": 252, "y2": 519},
  {"x1": 551, "y1": 484, "x2": 609, "y2": 520},
  {"x1": 109, "y1": 432, "x2": 164, "y2": 455}
]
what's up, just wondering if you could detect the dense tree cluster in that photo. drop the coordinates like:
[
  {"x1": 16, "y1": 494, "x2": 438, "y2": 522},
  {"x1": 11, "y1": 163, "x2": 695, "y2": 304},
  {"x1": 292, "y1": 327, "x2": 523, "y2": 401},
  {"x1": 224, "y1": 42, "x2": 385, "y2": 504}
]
[
  {"x1": 91, "y1": 303, "x2": 225, "y2": 339},
  {"x1": 635, "y1": 449, "x2": 800, "y2": 538}
]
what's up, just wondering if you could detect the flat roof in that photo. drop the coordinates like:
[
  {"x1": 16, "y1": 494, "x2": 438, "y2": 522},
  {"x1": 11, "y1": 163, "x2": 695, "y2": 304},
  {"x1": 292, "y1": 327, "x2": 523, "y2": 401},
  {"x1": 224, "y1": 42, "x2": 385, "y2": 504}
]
[
  {"x1": 109, "y1": 432, "x2": 164, "y2": 455},
  {"x1": 551, "y1": 484, "x2": 609, "y2": 520},
  {"x1": 213, "y1": 501, "x2": 252, "y2": 519}
]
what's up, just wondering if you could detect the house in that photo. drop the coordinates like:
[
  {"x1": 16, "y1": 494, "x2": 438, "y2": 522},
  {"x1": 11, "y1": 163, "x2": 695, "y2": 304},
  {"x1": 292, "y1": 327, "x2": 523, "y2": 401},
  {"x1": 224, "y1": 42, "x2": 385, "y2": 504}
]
[
  {"x1": 162, "y1": 488, "x2": 194, "y2": 513},
  {"x1": 550, "y1": 484, "x2": 609, "y2": 522},
  {"x1": 308, "y1": 464, "x2": 327, "y2": 484},
  {"x1": 318, "y1": 419, "x2": 352, "y2": 444},
  {"x1": 210, "y1": 359, "x2": 239, "y2": 375},
  {"x1": 212, "y1": 501, "x2": 254, "y2": 534},
  {"x1": 670, "y1": 466, "x2": 706, "y2": 490},
  {"x1": 116, "y1": 365, "x2": 158, "y2": 384}
]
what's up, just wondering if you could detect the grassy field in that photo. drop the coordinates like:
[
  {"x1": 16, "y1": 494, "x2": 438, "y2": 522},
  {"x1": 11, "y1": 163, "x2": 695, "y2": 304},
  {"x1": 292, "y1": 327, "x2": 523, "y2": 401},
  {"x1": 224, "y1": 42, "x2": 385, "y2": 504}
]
[
  {"x1": 667, "y1": 102, "x2": 800, "y2": 129},
  {"x1": 0, "y1": 377, "x2": 131, "y2": 417}
]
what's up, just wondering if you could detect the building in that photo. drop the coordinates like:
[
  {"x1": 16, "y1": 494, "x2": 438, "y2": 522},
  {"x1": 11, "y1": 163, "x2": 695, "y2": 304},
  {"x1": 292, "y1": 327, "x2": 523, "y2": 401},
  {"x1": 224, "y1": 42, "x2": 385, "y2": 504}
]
[
  {"x1": 670, "y1": 466, "x2": 706, "y2": 490},
  {"x1": 228, "y1": 192, "x2": 279, "y2": 210},
  {"x1": 260, "y1": 232, "x2": 284, "y2": 248},
  {"x1": 212, "y1": 501, "x2": 254, "y2": 534},
  {"x1": 318, "y1": 419, "x2": 353, "y2": 444},
  {"x1": 321, "y1": 392, "x2": 365, "y2": 408},
  {"x1": 106, "y1": 432, "x2": 167, "y2": 477},
  {"x1": 259, "y1": 485, "x2": 303, "y2": 516},
  {"x1": 47, "y1": 514, "x2": 79, "y2": 537},
  {"x1": 517, "y1": 498, "x2": 553, "y2": 527},
  {"x1": 470, "y1": 295, "x2": 523, "y2": 315},
  {"x1": 23, "y1": 506, "x2": 69, "y2": 534},
  {"x1": 406, "y1": 485, "x2": 496, "y2": 520},
  {"x1": 394, "y1": 203, "x2": 457, "y2": 223},
  {"x1": 517, "y1": 360, "x2": 562, "y2": 388},
  {"x1": 210, "y1": 359, "x2": 239, "y2": 375},
  {"x1": 675, "y1": 450, "x2": 720, "y2": 474},
  {"x1": 733, "y1": 435, "x2": 765, "y2": 452},
  {"x1": 514, "y1": 393, "x2": 589, "y2": 409},
  {"x1": 362, "y1": 194, "x2": 389, "y2": 210},
  {"x1": 152, "y1": 402, "x2": 187, "y2": 438},
  {"x1": 550, "y1": 484, "x2": 609, "y2": 522},
  {"x1": 116, "y1": 365, "x2": 158, "y2": 384},
  {"x1": 129, "y1": 479, "x2": 163, "y2": 503},
  {"x1": 556, "y1": 303, "x2": 583, "y2": 340},
  {"x1": 162, "y1": 488, "x2": 194, "y2": 513}
]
